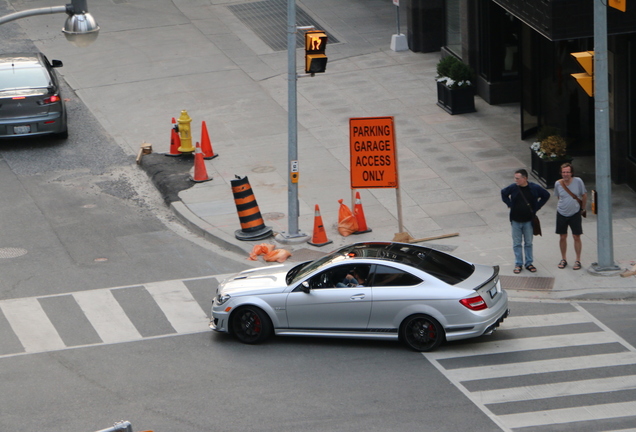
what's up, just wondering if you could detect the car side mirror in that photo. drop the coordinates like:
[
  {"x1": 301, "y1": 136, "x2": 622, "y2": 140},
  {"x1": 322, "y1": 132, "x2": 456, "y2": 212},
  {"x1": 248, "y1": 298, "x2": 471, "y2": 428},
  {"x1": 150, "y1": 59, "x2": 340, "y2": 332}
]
[
  {"x1": 51, "y1": 60, "x2": 63, "y2": 68},
  {"x1": 301, "y1": 281, "x2": 310, "y2": 293}
]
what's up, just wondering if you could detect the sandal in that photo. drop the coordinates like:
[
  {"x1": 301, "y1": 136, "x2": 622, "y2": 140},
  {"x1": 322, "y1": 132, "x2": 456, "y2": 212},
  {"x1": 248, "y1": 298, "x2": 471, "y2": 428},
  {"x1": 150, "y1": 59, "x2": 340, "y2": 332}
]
[
  {"x1": 526, "y1": 264, "x2": 537, "y2": 273},
  {"x1": 573, "y1": 261, "x2": 582, "y2": 270},
  {"x1": 513, "y1": 266, "x2": 522, "y2": 274},
  {"x1": 558, "y1": 259, "x2": 567, "y2": 269}
]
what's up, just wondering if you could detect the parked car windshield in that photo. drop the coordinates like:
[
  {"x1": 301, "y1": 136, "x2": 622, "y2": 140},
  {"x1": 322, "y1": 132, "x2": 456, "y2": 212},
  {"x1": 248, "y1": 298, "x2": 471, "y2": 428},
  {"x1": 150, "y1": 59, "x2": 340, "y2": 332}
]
[{"x1": 0, "y1": 67, "x2": 50, "y2": 91}]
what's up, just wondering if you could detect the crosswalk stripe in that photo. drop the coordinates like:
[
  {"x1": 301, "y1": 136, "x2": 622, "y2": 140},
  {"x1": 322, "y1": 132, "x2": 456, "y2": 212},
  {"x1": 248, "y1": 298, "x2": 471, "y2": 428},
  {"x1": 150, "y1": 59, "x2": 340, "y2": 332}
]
[
  {"x1": 499, "y1": 401, "x2": 636, "y2": 428},
  {"x1": 448, "y1": 351, "x2": 636, "y2": 381},
  {"x1": 425, "y1": 331, "x2": 617, "y2": 360},
  {"x1": 73, "y1": 290, "x2": 141, "y2": 343},
  {"x1": 503, "y1": 311, "x2": 590, "y2": 328},
  {"x1": 474, "y1": 375, "x2": 636, "y2": 404},
  {"x1": 144, "y1": 280, "x2": 209, "y2": 333},
  {"x1": 0, "y1": 298, "x2": 66, "y2": 352}
]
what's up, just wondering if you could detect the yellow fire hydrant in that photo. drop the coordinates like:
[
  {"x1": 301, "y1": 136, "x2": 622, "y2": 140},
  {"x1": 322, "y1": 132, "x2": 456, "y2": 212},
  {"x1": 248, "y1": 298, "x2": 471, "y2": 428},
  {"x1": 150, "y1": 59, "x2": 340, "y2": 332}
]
[{"x1": 177, "y1": 110, "x2": 195, "y2": 153}]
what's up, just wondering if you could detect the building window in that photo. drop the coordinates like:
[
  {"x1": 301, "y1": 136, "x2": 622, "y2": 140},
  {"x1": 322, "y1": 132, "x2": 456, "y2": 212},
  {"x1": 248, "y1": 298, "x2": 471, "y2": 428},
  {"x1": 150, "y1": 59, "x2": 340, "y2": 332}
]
[{"x1": 446, "y1": 0, "x2": 461, "y2": 56}]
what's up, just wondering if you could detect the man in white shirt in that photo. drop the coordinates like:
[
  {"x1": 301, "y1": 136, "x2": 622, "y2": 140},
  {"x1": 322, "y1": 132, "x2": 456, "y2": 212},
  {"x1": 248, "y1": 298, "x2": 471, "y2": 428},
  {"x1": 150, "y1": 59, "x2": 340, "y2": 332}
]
[{"x1": 554, "y1": 163, "x2": 587, "y2": 270}]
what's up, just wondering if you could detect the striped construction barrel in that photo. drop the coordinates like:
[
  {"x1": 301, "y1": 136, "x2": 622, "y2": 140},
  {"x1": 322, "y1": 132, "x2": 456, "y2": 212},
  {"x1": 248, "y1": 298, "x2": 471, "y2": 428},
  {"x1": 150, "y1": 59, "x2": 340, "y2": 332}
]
[{"x1": 230, "y1": 175, "x2": 273, "y2": 241}]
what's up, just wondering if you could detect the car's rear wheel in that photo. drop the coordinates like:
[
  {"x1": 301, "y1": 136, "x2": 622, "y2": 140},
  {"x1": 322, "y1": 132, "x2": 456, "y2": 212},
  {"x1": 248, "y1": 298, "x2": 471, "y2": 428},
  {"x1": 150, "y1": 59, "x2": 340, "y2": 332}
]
[
  {"x1": 231, "y1": 306, "x2": 272, "y2": 344},
  {"x1": 400, "y1": 314, "x2": 444, "y2": 352}
]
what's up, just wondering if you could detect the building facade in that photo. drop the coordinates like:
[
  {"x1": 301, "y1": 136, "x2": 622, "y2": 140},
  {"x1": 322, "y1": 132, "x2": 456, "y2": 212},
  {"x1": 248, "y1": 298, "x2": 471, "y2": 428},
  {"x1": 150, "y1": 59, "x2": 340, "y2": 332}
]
[{"x1": 407, "y1": 0, "x2": 636, "y2": 191}]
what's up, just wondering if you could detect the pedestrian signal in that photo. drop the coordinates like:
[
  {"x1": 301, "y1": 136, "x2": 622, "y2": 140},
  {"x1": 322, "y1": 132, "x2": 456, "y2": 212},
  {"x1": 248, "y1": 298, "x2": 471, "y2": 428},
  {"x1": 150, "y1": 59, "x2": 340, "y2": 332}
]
[
  {"x1": 571, "y1": 51, "x2": 594, "y2": 97},
  {"x1": 305, "y1": 30, "x2": 328, "y2": 74}
]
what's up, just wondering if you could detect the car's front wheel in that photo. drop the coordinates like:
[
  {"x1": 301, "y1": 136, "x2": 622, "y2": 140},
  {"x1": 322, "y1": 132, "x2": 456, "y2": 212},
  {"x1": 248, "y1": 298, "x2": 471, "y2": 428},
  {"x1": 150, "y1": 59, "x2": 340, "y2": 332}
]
[
  {"x1": 400, "y1": 314, "x2": 444, "y2": 352},
  {"x1": 231, "y1": 306, "x2": 272, "y2": 344}
]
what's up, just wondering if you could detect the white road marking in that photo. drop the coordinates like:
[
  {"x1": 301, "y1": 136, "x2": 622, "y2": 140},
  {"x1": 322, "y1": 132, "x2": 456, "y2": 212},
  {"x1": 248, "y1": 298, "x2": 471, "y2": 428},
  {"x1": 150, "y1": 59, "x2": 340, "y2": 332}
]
[
  {"x1": 0, "y1": 297, "x2": 65, "y2": 352},
  {"x1": 73, "y1": 290, "x2": 141, "y2": 344},
  {"x1": 145, "y1": 280, "x2": 209, "y2": 333}
]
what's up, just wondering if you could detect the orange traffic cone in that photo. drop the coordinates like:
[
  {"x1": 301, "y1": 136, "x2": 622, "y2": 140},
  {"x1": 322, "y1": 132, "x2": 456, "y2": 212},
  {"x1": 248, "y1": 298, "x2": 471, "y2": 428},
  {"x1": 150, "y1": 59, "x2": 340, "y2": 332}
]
[
  {"x1": 191, "y1": 142, "x2": 212, "y2": 182},
  {"x1": 200, "y1": 121, "x2": 218, "y2": 160},
  {"x1": 353, "y1": 191, "x2": 372, "y2": 234},
  {"x1": 166, "y1": 117, "x2": 181, "y2": 157},
  {"x1": 308, "y1": 204, "x2": 333, "y2": 247}
]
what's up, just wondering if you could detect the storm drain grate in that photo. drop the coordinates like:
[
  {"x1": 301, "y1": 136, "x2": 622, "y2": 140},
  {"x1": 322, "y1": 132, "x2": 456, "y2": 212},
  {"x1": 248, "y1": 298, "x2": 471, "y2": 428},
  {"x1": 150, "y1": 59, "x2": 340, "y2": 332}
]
[
  {"x1": 0, "y1": 247, "x2": 28, "y2": 259},
  {"x1": 228, "y1": 0, "x2": 339, "y2": 52},
  {"x1": 500, "y1": 275, "x2": 555, "y2": 291}
]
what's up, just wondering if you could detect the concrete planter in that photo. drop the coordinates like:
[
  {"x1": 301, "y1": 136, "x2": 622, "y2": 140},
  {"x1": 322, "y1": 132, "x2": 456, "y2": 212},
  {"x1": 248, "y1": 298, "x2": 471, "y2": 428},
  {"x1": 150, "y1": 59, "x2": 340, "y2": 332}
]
[
  {"x1": 436, "y1": 81, "x2": 476, "y2": 115},
  {"x1": 530, "y1": 151, "x2": 572, "y2": 188}
]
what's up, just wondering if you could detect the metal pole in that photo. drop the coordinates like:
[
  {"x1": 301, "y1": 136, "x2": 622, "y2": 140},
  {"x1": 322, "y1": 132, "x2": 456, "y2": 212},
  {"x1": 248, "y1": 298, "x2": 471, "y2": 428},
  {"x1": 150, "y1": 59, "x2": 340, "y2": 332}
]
[
  {"x1": 592, "y1": 0, "x2": 619, "y2": 272},
  {"x1": 0, "y1": 6, "x2": 66, "y2": 25},
  {"x1": 287, "y1": 0, "x2": 299, "y2": 236},
  {"x1": 277, "y1": 0, "x2": 309, "y2": 243}
]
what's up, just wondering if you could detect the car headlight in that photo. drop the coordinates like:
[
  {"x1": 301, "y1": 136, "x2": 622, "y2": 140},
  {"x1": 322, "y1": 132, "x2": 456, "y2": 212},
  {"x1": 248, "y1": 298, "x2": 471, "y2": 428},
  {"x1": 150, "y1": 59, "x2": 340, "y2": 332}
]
[{"x1": 215, "y1": 293, "x2": 231, "y2": 306}]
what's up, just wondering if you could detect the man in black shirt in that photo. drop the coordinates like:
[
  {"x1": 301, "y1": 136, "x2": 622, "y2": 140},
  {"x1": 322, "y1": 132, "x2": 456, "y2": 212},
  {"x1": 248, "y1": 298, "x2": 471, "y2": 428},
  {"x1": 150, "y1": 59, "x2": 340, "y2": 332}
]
[{"x1": 501, "y1": 169, "x2": 550, "y2": 273}]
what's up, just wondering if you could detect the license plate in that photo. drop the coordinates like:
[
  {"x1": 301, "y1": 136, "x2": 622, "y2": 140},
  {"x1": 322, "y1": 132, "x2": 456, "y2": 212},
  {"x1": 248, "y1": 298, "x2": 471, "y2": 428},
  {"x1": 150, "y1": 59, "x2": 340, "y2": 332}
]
[
  {"x1": 14, "y1": 125, "x2": 31, "y2": 134},
  {"x1": 489, "y1": 286, "x2": 498, "y2": 299}
]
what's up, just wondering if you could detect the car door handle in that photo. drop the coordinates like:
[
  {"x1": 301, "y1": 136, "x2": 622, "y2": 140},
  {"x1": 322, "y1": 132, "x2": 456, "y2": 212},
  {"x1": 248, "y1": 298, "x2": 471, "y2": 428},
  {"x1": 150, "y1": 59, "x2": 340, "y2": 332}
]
[{"x1": 350, "y1": 294, "x2": 365, "y2": 300}]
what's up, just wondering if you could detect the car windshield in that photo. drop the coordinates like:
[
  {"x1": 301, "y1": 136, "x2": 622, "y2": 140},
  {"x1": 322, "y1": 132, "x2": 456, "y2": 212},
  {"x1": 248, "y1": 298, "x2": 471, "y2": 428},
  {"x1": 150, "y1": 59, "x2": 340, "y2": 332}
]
[
  {"x1": 0, "y1": 67, "x2": 50, "y2": 91},
  {"x1": 286, "y1": 252, "x2": 350, "y2": 285}
]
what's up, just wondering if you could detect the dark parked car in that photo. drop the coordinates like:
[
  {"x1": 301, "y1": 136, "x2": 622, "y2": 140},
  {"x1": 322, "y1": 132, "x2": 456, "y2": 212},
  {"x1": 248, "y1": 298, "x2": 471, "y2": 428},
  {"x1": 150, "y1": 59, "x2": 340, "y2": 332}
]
[{"x1": 0, "y1": 52, "x2": 68, "y2": 139}]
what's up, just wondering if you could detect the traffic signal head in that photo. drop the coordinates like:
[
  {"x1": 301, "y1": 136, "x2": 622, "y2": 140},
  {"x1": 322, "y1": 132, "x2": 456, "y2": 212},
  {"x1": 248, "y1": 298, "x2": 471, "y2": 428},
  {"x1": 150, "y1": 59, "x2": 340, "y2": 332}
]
[
  {"x1": 305, "y1": 30, "x2": 328, "y2": 74},
  {"x1": 571, "y1": 51, "x2": 594, "y2": 97},
  {"x1": 609, "y1": 0, "x2": 626, "y2": 12}
]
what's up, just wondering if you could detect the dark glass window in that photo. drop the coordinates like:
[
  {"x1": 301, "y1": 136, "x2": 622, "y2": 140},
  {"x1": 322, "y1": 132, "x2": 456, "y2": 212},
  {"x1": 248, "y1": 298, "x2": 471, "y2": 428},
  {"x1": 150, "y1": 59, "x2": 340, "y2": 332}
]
[
  {"x1": 446, "y1": 0, "x2": 461, "y2": 56},
  {"x1": 372, "y1": 265, "x2": 422, "y2": 287}
]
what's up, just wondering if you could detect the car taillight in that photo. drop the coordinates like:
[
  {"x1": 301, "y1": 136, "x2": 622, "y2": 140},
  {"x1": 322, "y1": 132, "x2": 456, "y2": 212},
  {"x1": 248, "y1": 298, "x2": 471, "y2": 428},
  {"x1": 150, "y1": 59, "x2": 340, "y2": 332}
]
[
  {"x1": 460, "y1": 295, "x2": 487, "y2": 311},
  {"x1": 40, "y1": 95, "x2": 61, "y2": 105}
]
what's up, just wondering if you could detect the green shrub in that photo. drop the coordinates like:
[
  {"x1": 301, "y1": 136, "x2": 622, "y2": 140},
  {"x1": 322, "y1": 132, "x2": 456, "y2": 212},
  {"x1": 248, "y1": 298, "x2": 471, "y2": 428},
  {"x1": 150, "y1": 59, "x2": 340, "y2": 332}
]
[{"x1": 436, "y1": 55, "x2": 473, "y2": 89}]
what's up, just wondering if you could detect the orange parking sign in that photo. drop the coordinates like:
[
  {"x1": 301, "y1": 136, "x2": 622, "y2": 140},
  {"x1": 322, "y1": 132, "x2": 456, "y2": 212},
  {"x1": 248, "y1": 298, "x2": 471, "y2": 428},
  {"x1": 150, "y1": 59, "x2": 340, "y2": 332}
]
[{"x1": 350, "y1": 116, "x2": 398, "y2": 188}]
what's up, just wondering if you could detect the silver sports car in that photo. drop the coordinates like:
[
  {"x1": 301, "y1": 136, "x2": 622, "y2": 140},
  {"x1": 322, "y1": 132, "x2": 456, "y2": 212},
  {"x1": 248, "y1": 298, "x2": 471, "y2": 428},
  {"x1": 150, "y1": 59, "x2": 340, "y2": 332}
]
[{"x1": 210, "y1": 242, "x2": 509, "y2": 351}]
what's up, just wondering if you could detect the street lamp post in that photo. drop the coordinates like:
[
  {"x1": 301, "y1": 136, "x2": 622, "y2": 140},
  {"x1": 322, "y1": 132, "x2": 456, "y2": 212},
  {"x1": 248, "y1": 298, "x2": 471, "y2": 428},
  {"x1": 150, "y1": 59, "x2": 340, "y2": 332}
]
[
  {"x1": 276, "y1": 0, "x2": 310, "y2": 244},
  {"x1": 0, "y1": 0, "x2": 99, "y2": 47}
]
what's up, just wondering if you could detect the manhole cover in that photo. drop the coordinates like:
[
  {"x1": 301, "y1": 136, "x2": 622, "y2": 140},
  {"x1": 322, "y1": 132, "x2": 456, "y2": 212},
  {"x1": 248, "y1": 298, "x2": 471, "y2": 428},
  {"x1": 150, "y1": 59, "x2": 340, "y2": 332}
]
[
  {"x1": 0, "y1": 247, "x2": 28, "y2": 259},
  {"x1": 263, "y1": 212, "x2": 285, "y2": 220}
]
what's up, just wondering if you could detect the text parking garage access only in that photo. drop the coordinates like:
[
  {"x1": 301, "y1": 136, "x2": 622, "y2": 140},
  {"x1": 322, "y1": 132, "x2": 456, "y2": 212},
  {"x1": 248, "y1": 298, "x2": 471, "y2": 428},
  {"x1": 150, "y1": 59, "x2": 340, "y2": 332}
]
[{"x1": 350, "y1": 117, "x2": 398, "y2": 189}]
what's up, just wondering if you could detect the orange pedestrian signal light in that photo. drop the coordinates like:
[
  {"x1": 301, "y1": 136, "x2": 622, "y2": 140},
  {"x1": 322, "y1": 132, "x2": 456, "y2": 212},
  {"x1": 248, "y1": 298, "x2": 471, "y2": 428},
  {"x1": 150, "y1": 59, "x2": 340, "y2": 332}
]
[
  {"x1": 609, "y1": 0, "x2": 626, "y2": 11},
  {"x1": 305, "y1": 30, "x2": 328, "y2": 74},
  {"x1": 571, "y1": 51, "x2": 594, "y2": 97}
]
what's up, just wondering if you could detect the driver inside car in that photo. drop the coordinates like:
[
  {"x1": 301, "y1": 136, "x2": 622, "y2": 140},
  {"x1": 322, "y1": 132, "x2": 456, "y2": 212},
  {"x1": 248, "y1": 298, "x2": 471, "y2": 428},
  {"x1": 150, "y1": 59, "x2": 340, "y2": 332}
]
[{"x1": 336, "y1": 267, "x2": 368, "y2": 287}]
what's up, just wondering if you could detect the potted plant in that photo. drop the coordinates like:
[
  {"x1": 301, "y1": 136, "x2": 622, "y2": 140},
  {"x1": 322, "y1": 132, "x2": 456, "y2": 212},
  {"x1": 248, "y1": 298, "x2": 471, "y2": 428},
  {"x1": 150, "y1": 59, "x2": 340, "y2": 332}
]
[
  {"x1": 436, "y1": 55, "x2": 476, "y2": 115},
  {"x1": 530, "y1": 126, "x2": 573, "y2": 188}
]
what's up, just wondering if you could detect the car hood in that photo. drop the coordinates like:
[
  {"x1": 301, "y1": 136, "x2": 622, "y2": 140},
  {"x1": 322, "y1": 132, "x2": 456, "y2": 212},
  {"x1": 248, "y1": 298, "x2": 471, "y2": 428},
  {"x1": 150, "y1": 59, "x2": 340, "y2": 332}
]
[{"x1": 219, "y1": 264, "x2": 294, "y2": 296}]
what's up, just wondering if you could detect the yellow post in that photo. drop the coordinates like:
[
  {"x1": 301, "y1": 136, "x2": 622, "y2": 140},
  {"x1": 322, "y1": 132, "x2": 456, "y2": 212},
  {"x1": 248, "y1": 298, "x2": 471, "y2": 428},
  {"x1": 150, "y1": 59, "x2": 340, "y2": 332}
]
[{"x1": 177, "y1": 110, "x2": 195, "y2": 153}]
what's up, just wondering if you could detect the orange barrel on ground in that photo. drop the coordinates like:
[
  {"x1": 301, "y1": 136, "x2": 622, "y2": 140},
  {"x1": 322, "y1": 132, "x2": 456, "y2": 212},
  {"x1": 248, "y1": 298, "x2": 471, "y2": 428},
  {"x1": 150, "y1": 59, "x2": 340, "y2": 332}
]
[{"x1": 230, "y1": 175, "x2": 273, "y2": 241}]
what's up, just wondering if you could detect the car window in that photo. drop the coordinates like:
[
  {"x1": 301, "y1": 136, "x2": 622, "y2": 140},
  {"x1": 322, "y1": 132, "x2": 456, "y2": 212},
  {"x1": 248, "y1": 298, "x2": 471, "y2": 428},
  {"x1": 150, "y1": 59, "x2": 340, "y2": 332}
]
[
  {"x1": 371, "y1": 264, "x2": 422, "y2": 287},
  {"x1": 304, "y1": 264, "x2": 371, "y2": 290},
  {"x1": 344, "y1": 243, "x2": 474, "y2": 285},
  {"x1": 0, "y1": 67, "x2": 51, "y2": 91}
]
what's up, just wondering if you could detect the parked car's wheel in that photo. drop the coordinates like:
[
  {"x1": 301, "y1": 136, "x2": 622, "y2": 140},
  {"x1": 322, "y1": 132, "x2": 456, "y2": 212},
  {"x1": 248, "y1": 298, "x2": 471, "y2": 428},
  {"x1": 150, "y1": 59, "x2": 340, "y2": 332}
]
[
  {"x1": 231, "y1": 306, "x2": 272, "y2": 344},
  {"x1": 400, "y1": 314, "x2": 444, "y2": 352}
]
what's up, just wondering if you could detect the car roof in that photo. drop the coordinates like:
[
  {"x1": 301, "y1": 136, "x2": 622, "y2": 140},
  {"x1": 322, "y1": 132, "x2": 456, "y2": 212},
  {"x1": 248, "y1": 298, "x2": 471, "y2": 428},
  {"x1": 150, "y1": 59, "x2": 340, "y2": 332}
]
[{"x1": 0, "y1": 53, "x2": 45, "y2": 70}]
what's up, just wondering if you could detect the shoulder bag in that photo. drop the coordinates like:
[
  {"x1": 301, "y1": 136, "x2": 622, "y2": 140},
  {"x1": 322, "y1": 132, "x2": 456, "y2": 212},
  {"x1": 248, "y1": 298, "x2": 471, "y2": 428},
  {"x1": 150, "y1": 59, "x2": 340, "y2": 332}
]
[
  {"x1": 518, "y1": 186, "x2": 542, "y2": 236},
  {"x1": 559, "y1": 179, "x2": 586, "y2": 217}
]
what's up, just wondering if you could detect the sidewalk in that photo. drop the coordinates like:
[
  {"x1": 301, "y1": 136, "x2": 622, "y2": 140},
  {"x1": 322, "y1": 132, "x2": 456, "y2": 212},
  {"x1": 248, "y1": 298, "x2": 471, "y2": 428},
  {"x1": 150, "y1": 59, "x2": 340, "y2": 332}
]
[{"x1": 16, "y1": 0, "x2": 636, "y2": 300}]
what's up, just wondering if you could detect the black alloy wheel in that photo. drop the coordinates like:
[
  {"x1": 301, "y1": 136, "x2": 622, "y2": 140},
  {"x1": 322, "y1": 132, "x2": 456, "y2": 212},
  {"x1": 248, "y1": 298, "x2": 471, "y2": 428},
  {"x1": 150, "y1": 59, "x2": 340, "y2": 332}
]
[
  {"x1": 231, "y1": 306, "x2": 272, "y2": 344},
  {"x1": 401, "y1": 314, "x2": 444, "y2": 352}
]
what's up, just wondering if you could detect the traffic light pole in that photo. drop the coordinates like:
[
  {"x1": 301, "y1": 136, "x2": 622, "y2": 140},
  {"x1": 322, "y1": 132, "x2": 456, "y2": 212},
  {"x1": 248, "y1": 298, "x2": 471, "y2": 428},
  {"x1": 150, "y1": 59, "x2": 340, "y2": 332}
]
[
  {"x1": 592, "y1": 0, "x2": 619, "y2": 272},
  {"x1": 277, "y1": 0, "x2": 309, "y2": 243}
]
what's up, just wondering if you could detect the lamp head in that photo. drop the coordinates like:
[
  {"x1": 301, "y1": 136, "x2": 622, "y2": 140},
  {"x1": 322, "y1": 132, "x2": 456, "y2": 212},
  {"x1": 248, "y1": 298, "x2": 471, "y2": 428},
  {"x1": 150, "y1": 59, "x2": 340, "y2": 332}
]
[{"x1": 62, "y1": 2, "x2": 99, "y2": 47}]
